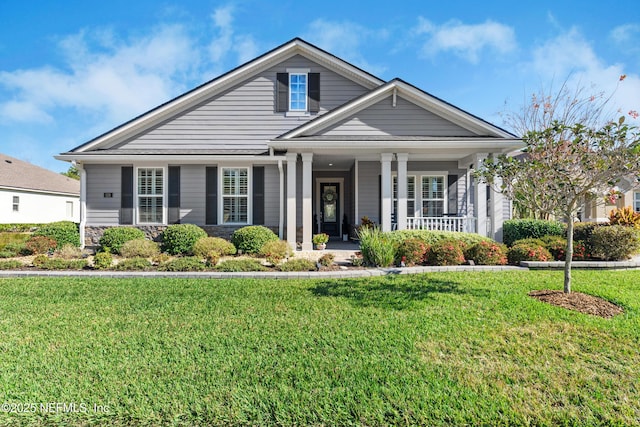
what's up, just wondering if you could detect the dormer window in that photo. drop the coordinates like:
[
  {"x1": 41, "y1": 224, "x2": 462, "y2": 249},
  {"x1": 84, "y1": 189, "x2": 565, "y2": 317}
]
[
  {"x1": 289, "y1": 73, "x2": 307, "y2": 111},
  {"x1": 276, "y1": 70, "x2": 320, "y2": 114}
]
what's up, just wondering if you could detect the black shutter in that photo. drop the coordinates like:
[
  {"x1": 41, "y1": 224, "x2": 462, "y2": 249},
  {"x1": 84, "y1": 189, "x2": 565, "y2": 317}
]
[
  {"x1": 308, "y1": 72, "x2": 320, "y2": 113},
  {"x1": 168, "y1": 166, "x2": 181, "y2": 224},
  {"x1": 276, "y1": 73, "x2": 289, "y2": 112},
  {"x1": 120, "y1": 166, "x2": 133, "y2": 224},
  {"x1": 253, "y1": 166, "x2": 265, "y2": 225},
  {"x1": 205, "y1": 167, "x2": 218, "y2": 225},
  {"x1": 448, "y1": 175, "x2": 458, "y2": 215}
]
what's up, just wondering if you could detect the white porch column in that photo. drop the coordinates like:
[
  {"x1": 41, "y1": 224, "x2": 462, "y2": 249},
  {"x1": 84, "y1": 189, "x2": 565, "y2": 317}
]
[
  {"x1": 301, "y1": 153, "x2": 313, "y2": 250},
  {"x1": 474, "y1": 153, "x2": 488, "y2": 237},
  {"x1": 286, "y1": 152, "x2": 298, "y2": 249},
  {"x1": 396, "y1": 153, "x2": 408, "y2": 230},
  {"x1": 490, "y1": 175, "x2": 504, "y2": 242},
  {"x1": 380, "y1": 153, "x2": 393, "y2": 232}
]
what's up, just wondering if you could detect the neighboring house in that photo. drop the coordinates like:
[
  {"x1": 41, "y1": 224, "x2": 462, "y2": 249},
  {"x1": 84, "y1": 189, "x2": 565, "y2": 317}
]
[
  {"x1": 56, "y1": 38, "x2": 522, "y2": 249},
  {"x1": 582, "y1": 188, "x2": 640, "y2": 223},
  {"x1": 0, "y1": 154, "x2": 80, "y2": 224}
]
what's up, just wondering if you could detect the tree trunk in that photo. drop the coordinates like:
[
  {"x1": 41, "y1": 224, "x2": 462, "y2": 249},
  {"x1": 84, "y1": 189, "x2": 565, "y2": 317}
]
[{"x1": 564, "y1": 217, "x2": 574, "y2": 294}]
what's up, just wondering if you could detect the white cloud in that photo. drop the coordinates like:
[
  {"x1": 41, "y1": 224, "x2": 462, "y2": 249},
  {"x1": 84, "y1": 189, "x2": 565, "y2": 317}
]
[
  {"x1": 610, "y1": 23, "x2": 640, "y2": 45},
  {"x1": 303, "y1": 19, "x2": 388, "y2": 75},
  {"x1": 528, "y1": 27, "x2": 640, "y2": 122},
  {"x1": 415, "y1": 17, "x2": 516, "y2": 63},
  {"x1": 0, "y1": 24, "x2": 199, "y2": 125},
  {"x1": 207, "y1": 5, "x2": 259, "y2": 70}
]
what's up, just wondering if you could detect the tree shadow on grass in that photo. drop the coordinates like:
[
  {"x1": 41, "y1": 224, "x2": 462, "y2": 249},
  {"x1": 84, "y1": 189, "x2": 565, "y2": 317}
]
[{"x1": 310, "y1": 275, "x2": 488, "y2": 310}]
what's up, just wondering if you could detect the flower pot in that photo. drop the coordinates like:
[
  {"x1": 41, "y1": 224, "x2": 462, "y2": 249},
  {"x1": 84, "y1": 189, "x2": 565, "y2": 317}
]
[
  {"x1": 342, "y1": 234, "x2": 349, "y2": 241},
  {"x1": 315, "y1": 243, "x2": 326, "y2": 250}
]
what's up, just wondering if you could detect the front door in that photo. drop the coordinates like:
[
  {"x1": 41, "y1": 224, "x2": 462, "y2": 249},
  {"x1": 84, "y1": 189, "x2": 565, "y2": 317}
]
[{"x1": 320, "y1": 182, "x2": 340, "y2": 237}]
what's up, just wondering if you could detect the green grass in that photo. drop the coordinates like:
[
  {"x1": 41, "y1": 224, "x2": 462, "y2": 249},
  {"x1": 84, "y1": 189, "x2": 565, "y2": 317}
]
[{"x1": 1, "y1": 271, "x2": 639, "y2": 426}]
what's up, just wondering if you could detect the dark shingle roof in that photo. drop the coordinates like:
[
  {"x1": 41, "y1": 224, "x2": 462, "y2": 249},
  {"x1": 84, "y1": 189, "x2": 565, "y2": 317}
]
[{"x1": 0, "y1": 154, "x2": 80, "y2": 196}]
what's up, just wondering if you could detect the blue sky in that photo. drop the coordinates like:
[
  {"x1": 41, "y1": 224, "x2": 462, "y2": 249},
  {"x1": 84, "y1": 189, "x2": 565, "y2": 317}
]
[{"x1": 1, "y1": 0, "x2": 639, "y2": 172}]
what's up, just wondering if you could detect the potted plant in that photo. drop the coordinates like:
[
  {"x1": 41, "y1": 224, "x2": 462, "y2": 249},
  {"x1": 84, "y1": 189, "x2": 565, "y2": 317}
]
[
  {"x1": 342, "y1": 214, "x2": 350, "y2": 241},
  {"x1": 312, "y1": 233, "x2": 329, "y2": 250}
]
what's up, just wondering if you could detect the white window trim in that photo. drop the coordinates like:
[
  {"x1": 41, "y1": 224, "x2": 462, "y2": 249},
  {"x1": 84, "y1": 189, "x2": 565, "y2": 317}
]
[
  {"x1": 420, "y1": 174, "x2": 448, "y2": 217},
  {"x1": 135, "y1": 166, "x2": 166, "y2": 225},
  {"x1": 219, "y1": 166, "x2": 252, "y2": 225},
  {"x1": 392, "y1": 174, "x2": 417, "y2": 217}
]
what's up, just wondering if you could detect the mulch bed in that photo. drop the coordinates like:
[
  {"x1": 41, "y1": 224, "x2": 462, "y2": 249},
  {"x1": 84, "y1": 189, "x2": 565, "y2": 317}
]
[{"x1": 528, "y1": 290, "x2": 623, "y2": 318}]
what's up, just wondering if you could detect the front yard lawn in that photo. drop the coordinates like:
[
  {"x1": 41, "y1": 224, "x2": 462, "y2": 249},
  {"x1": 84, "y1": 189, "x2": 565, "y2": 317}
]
[{"x1": 1, "y1": 271, "x2": 639, "y2": 426}]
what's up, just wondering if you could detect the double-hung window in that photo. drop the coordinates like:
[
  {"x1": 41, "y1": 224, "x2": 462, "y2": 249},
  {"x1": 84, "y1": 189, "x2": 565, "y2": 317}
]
[
  {"x1": 137, "y1": 168, "x2": 163, "y2": 223},
  {"x1": 289, "y1": 73, "x2": 307, "y2": 111},
  {"x1": 635, "y1": 192, "x2": 640, "y2": 213},
  {"x1": 222, "y1": 168, "x2": 248, "y2": 223},
  {"x1": 12, "y1": 196, "x2": 19, "y2": 212},
  {"x1": 421, "y1": 176, "x2": 445, "y2": 217},
  {"x1": 393, "y1": 176, "x2": 416, "y2": 217}
]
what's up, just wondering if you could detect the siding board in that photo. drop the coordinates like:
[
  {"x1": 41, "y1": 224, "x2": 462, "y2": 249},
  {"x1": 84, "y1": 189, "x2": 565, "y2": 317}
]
[{"x1": 86, "y1": 164, "x2": 121, "y2": 225}]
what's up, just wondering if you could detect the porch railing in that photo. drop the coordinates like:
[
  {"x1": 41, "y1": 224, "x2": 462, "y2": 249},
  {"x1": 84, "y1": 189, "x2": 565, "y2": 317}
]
[{"x1": 405, "y1": 216, "x2": 476, "y2": 233}]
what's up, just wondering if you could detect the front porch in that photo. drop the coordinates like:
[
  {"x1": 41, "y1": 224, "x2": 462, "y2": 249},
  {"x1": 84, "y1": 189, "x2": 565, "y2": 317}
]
[{"x1": 284, "y1": 151, "x2": 504, "y2": 250}]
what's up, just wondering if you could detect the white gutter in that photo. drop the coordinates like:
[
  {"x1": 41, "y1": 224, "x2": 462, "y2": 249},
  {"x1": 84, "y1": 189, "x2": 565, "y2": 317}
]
[
  {"x1": 77, "y1": 162, "x2": 87, "y2": 249},
  {"x1": 55, "y1": 154, "x2": 287, "y2": 164},
  {"x1": 269, "y1": 140, "x2": 523, "y2": 152}
]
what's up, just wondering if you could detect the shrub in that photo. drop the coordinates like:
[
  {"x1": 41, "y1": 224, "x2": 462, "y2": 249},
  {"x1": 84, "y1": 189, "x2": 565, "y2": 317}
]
[
  {"x1": 214, "y1": 258, "x2": 268, "y2": 272},
  {"x1": 590, "y1": 225, "x2": 640, "y2": 261},
  {"x1": 259, "y1": 240, "x2": 292, "y2": 265},
  {"x1": 153, "y1": 253, "x2": 171, "y2": 265},
  {"x1": 573, "y1": 222, "x2": 600, "y2": 256},
  {"x1": 318, "y1": 253, "x2": 335, "y2": 267},
  {"x1": 539, "y1": 235, "x2": 567, "y2": 260},
  {"x1": 425, "y1": 239, "x2": 466, "y2": 266},
  {"x1": 387, "y1": 230, "x2": 493, "y2": 248},
  {"x1": 35, "y1": 258, "x2": 87, "y2": 270},
  {"x1": 507, "y1": 242, "x2": 552, "y2": 265},
  {"x1": 231, "y1": 226, "x2": 279, "y2": 255},
  {"x1": 0, "y1": 251, "x2": 16, "y2": 259},
  {"x1": 609, "y1": 206, "x2": 640, "y2": 228},
  {"x1": 279, "y1": 258, "x2": 317, "y2": 272},
  {"x1": 0, "y1": 232, "x2": 30, "y2": 250},
  {"x1": 465, "y1": 241, "x2": 507, "y2": 265},
  {"x1": 32, "y1": 254, "x2": 49, "y2": 267},
  {"x1": 25, "y1": 236, "x2": 57, "y2": 255},
  {"x1": 573, "y1": 240, "x2": 588, "y2": 260},
  {"x1": 395, "y1": 238, "x2": 428, "y2": 266},
  {"x1": 357, "y1": 227, "x2": 395, "y2": 267},
  {"x1": 54, "y1": 244, "x2": 83, "y2": 260},
  {"x1": 158, "y1": 257, "x2": 207, "y2": 272},
  {"x1": 161, "y1": 224, "x2": 208, "y2": 255},
  {"x1": 99, "y1": 227, "x2": 145, "y2": 254},
  {"x1": 350, "y1": 252, "x2": 364, "y2": 267},
  {"x1": 0, "y1": 260, "x2": 22, "y2": 270},
  {"x1": 114, "y1": 257, "x2": 153, "y2": 271},
  {"x1": 3, "y1": 242, "x2": 27, "y2": 256},
  {"x1": 503, "y1": 219, "x2": 565, "y2": 246},
  {"x1": 33, "y1": 221, "x2": 80, "y2": 248},
  {"x1": 205, "y1": 251, "x2": 220, "y2": 267},
  {"x1": 120, "y1": 239, "x2": 160, "y2": 258},
  {"x1": 93, "y1": 252, "x2": 113, "y2": 270},
  {"x1": 193, "y1": 237, "x2": 236, "y2": 259}
]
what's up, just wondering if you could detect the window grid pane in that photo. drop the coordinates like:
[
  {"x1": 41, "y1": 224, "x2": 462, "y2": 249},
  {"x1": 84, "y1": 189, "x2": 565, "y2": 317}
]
[
  {"x1": 289, "y1": 73, "x2": 307, "y2": 111},
  {"x1": 137, "y1": 168, "x2": 163, "y2": 223},
  {"x1": 222, "y1": 168, "x2": 249, "y2": 224},
  {"x1": 635, "y1": 192, "x2": 640, "y2": 213},
  {"x1": 422, "y1": 176, "x2": 445, "y2": 217}
]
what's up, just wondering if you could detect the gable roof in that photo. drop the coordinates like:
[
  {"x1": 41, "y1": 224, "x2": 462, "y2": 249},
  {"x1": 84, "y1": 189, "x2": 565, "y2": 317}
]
[
  {"x1": 277, "y1": 78, "x2": 517, "y2": 140},
  {"x1": 0, "y1": 154, "x2": 80, "y2": 196},
  {"x1": 63, "y1": 38, "x2": 385, "y2": 155}
]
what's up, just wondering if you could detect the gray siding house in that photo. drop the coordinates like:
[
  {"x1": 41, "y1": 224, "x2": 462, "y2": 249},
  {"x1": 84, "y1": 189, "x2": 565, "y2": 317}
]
[{"x1": 57, "y1": 38, "x2": 522, "y2": 249}]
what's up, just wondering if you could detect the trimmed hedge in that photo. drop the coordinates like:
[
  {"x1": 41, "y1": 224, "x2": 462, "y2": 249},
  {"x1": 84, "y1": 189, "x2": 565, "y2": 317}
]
[
  {"x1": 395, "y1": 238, "x2": 428, "y2": 266},
  {"x1": 231, "y1": 226, "x2": 279, "y2": 255},
  {"x1": 503, "y1": 219, "x2": 565, "y2": 247},
  {"x1": 279, "y1": 258, "x2": 317, "y2": 272},
  {"x1": 158, "y1": 257, "x2": 207, "y2": 272},
  {"x1": 590, "y1": 225, "x2": 640, "y2": 261},
  {"x1": 193, "y1": 237, "x2": 237, "y2": 258},
  {"x1": 425, "y1": 240, "x2": 466, "y2": 266},
  {"x1": 99, "y1": 227, "x2": 146, "y2": 254},
  {"x1": 387, "y1": 230, "x2": 493, "y2": 247},
  {"x1": 214, "y1": 259, "x2": 268, "y2": 272},
  {"x1": 33, "y1": 221, "x2": 80, "y2": 248},
  {"x1": 259, "y1": 240, "x2": 292, "y2": 265},
  {"x1": 507, "y1": 242, "x2": 552, "y2": 265},
  {"x1": 161, "y1": 224, "x2": 208, "y2": 255},
  {"x1": 465, "y1": 241, "x2": 507, "y2": 265}
]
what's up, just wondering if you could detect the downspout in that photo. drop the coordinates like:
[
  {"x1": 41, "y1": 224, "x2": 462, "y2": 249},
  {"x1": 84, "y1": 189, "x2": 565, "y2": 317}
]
[
  {"x1": 277, "y1": 160, "x2": 284, "y2": 239},
  {"x1": 76, "y1": 162, "x2": 87, "y2": 249}
]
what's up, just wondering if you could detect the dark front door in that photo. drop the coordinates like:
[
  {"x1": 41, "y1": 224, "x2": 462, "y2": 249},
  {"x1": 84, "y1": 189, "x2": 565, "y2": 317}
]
[{"x1": 320, "y1": 182, "x2": 340, "y2": 237}]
